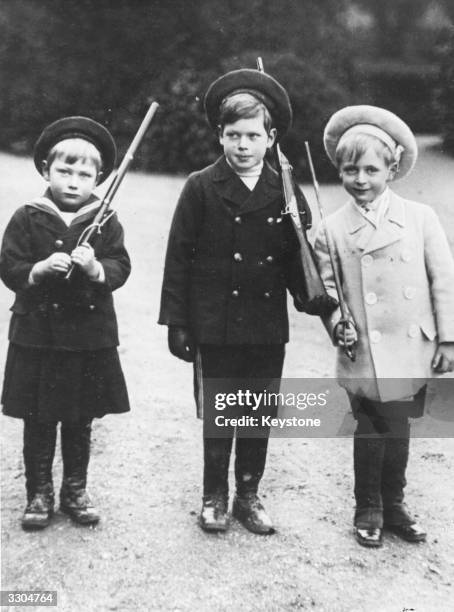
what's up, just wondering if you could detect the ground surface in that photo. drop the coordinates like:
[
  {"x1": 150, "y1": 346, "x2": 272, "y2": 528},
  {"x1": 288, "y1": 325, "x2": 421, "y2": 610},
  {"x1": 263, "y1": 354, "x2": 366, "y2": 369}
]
[{"x1": 1, "y1": 137, "x2": 454, "y2": 612}]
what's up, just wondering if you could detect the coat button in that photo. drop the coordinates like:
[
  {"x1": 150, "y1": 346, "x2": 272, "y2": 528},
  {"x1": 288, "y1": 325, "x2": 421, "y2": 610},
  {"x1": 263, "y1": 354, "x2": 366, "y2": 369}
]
[
  {"x1": 232, "y1": 290, "x2": 239, "y2": 298},
  {"x1": 264, "y1": 291, "x2": 271, "y2": 299},
  {"x1": 370, "y1": 330, "x2": 381, "y2": 343},
  {"x1": 362, "y1": 254, "x2": 373, "y2": 267},
  {"x1": 365, "y1": 292, "x2": 377, "y2": 305},
  {"x1": 234, "y1": 216, "x2": 242, "y2": 224},
  {"x1": 52, "y1": 303, "x2": 60, "y2": 311},
  {"x1": 266, "y1": 255, "x2": 274, "y2": 264},
  {"x1": 233, "y1": 252, "x2": 243, "y2": 262},
  {"x1": 408, "y1": 324, "x2": 419, "y2": 338},
  {"x1": 276, "y1": 217, "x2": 282, "y2": 224},
  {"x1": 403, "y1": 286, "x2": 416, "y2": 299},
  {"x1": 55, "y1": 239, "x2": 64, "y2": 249},
  {"x1": 401, "y1": 250, "x2": 412, "y2": 262},
  {"x1": 267, "y1": 217, "x2": 275, "y2": 225},
  {"x1": 89, "y1": 304, "x2": 95, "y2": 311}
]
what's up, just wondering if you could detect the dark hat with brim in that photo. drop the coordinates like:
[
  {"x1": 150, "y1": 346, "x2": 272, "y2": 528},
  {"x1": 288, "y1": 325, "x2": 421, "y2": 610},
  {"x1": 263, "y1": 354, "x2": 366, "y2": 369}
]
[
  {"x1": 204, "y1": 69, "x2": 292, "y2": 139},
  {"x1": 34, "y1": 116, "x2": 116, "y2": 182}
]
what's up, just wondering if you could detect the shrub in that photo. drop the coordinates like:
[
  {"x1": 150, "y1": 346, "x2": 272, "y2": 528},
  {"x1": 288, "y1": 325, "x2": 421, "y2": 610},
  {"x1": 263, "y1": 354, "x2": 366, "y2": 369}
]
[
  {"x1": 122, "y1": 52, "x2": 353, "y2": 181},
  {"x1": 352, "y1": 60, "x2": 440, "y2": 133},
  {"x1": 438, "y1": 33, "x2": 454, "y2": 154}
]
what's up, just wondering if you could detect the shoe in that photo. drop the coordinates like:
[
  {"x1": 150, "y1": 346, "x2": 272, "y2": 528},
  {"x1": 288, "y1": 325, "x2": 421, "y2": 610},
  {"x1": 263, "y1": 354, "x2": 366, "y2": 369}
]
[
  {"x1": 386, "y1": 523, "x2": 426, "y2": 542},
  {"x1": 199, "y1": 495, "x2": 229, "y2": 532},
  {"x1": 353, "y1": 526, "x2": 383, "y2": 548},
  {"x1": 232, "y1": 493, "x2": 275, "y2": 535},
  {"x1": 60, "y1": 488, "x2": 100, "y2": 525},
  {"x1": 21, "y1": 492, "x2": 54, "y2": 530}
]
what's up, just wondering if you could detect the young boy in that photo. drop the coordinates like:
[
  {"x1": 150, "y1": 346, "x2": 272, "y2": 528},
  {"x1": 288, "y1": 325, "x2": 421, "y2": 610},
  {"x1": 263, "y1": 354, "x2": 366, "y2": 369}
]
[
  {"x1": 159, "y1": 69, "x2": 308, "y2": 534},
  {"x1": 314, "y1": 105, "x2": 454, "y2": 547},
  {"x1": 1, "y1": 117, "x2": 131, "y2": 529}
]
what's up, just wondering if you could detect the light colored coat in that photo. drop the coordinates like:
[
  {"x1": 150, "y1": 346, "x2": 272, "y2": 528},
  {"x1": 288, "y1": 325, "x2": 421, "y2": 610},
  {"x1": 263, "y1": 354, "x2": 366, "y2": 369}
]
[{"x1": 314, "y1": 190, "x2": 454, "y2": 401}]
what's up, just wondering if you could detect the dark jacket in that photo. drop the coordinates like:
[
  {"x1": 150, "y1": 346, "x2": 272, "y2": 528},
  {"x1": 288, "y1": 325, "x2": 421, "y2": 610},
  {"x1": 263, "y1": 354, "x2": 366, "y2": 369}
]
[
  {"x1": 0, "y1": 199, "x2": 131, "y2": 350},
  {"x1": 159, "y1": 156, "x2": 304, "y2": 344}
]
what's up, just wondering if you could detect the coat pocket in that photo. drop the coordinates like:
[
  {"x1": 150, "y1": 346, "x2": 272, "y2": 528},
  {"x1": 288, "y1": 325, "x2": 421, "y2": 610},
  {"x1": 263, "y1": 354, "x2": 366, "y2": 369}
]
[{"x1": 420, "y1": 318, "x2": 437, "y2": 341}]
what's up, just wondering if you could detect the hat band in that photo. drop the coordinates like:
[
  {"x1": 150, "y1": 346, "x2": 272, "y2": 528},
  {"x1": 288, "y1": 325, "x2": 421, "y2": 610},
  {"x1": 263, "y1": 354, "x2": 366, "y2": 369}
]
[{"x1": 338, "y1": 124, "x2": 401, "y2": 157}]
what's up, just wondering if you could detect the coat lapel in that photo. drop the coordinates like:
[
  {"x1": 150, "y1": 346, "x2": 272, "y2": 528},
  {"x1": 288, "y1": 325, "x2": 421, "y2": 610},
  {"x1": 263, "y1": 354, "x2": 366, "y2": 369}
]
[
  {"x1": 344, "y1": 192, "x2": 406, "y2": 253},
  {"x1": 362, "y1": 192, "x2": 406, "y2": 254},
  {"x1": 212, "y1": 156, "x2": 281, "y2": 214}
]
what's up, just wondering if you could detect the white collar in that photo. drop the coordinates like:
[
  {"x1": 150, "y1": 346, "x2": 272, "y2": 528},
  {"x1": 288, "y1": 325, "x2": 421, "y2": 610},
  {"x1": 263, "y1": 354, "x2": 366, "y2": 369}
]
[
  {"x1": 28, "y1": 196, "x2": 101, "y2": 226},
  {"x1": 226, "y1": 158, "x2": 264, "y2": 177}
]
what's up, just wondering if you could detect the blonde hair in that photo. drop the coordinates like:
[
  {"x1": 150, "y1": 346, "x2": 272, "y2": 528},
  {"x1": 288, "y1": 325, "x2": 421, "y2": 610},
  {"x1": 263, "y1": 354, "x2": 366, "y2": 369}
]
[
  {"x1": 46, "y1": 138, "x2": 103, "y2": 172},
  {"x1": 335, "y1": 133, "x2": 398, "y2": 168}
]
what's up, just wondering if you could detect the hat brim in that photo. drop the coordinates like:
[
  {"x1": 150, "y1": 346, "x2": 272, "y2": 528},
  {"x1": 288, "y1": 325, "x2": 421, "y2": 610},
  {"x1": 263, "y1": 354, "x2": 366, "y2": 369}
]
[
  {"x1": 34, "y1": 116, "x2": 116, "y2": 183},
  {"x1": 204, "y1": 69, "x2": 292, "y2": 139},
  {"x1": 324, "y1": 105, "x2": 417, "y2": 179}
]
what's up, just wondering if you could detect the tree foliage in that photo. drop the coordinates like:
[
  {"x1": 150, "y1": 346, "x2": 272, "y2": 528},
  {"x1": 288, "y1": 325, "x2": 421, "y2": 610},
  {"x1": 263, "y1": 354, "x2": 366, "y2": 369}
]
[{"x1": 1, "y1": 0, "x2": 452, "y2": 174}]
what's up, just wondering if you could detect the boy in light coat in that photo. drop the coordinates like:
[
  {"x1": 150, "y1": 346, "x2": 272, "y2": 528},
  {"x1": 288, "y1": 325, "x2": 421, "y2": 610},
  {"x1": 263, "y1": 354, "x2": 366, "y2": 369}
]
[{"x1": 314, "y1": 105, "x2": 454, "y2": 547}]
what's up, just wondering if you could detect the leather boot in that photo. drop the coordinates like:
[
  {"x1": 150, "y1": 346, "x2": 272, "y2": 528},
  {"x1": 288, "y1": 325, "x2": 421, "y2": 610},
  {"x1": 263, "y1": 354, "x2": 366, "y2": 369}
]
[
  {"x1": 382, "y1": 428, "x2": 426, "y2": 542},
  {"x1": 233, "y1": 437, "x2": 274, "y2": 535},
  {"x1": 21, "y1": 420, "x2": 57, "y2": 530},
  {"x1": 60, "y1": 421, "x2": 100, "y2": 525},
  {"x1": 353, "y1": 434, "x2": 385, "y2": 547},
  {"x1": 200, "y1": 437, "x2": 232, "y2": 532}
]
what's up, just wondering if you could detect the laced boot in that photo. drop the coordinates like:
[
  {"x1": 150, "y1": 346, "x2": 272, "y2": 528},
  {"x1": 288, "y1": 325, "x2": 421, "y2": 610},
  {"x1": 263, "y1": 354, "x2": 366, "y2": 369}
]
[
  {"x1": 60, "y1": 421, "x2": 99, "y2": 525},
  {"x1": 382, "y1": 429, "x2": 426, "y2": 542},
  {"x1": 353, "y1": 434, "x2": 385, "y2": 547},
  {"x1": 199, "y1": 494, "x2": 229, "y2": 532},
  {"x1": 232, "y1": 492, "x2": 274, "y2": 534},
  {"x1": 21, "y1": 421, "x2": 57, "y2": 530},
  {"x1": 233, "y1": 437, "x2": 274, "y2": 534}
]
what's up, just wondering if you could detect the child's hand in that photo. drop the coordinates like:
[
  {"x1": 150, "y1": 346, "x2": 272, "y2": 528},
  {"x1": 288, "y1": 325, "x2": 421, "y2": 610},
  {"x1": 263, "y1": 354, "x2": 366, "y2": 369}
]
[
  {"x1": 31, "y1": 252, "x2": 72, "y2": 280},
  {"x1": 334, "y1": 320, "x2": 358, "y2": 347},
  {"x1": 431, "y1": 342, "x2": 454, "y2": 373},
  {"x1": 71, "y1": 243, "x2": 102, "y2": 280}
]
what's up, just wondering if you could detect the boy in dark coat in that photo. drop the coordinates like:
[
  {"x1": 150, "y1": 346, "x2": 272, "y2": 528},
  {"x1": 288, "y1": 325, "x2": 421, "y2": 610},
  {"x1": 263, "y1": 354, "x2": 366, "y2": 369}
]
[
  {"x1": 159, "y1": 69, "x2": 308, "y2": 534},
  {"x1": 1, "y1": 117, "x2": 131, "y2": 529}
]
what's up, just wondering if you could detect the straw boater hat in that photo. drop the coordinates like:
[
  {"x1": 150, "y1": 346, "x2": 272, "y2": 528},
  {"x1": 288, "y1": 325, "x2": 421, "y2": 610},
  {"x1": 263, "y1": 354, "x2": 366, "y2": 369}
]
[
  {"x1": 204, "y1": 68, "x2": 292, "y2": 140},
  {"x1": 34, "y1": 116, "x2": 116, "y2": 183},
  {"x1": 323, "y1": 105, "x2": 418, "y2": 180}
]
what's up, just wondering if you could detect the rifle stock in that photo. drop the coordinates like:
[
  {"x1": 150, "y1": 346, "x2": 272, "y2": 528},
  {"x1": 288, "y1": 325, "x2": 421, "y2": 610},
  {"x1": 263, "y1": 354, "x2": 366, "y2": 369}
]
[
  {"x1": 276, "y1": 146, "x2": 338, "y2": 316},
  {"x1": 255, "y1": 57, "x2": 337, "y2": 317}
]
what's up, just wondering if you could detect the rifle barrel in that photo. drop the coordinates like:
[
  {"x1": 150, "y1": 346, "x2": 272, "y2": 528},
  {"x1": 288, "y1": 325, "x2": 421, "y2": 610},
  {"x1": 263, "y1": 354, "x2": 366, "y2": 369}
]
[
  {"x1": 64, "y1": 100, "x2": 159, "y2": 281},
  {"x1": 304, "y1": 141, "x2": 348, "y2": 316}
]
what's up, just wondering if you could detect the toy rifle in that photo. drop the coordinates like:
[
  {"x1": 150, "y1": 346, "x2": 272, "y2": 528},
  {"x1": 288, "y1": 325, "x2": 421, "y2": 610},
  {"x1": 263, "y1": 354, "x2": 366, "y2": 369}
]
[
  {"x1": 305, "y1": 141, "x2": 356, "y2": 361},
  {"x1": 65, "y1": 100, "x2": 160, "y2": 280},
  {"x1": 256, "y1": 58, "x2": 338, "y2": 317}
]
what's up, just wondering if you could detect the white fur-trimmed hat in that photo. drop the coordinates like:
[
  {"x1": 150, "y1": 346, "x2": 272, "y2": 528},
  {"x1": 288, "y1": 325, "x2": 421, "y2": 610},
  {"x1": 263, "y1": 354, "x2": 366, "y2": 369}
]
[{"x1": 324, "y1": 105, "x2": 418, "y2": 180}]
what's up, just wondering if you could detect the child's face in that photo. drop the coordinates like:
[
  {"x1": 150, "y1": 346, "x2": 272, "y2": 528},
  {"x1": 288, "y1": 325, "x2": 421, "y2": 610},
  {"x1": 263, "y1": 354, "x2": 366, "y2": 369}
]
[
  {"x1": 219, "y1": 116, "x2": 276, "y2": 173},
  {"x1": 43, "y1": 156, "x2": 99, "y2": 209},
  {"x1": 339, "y1": 148, "x2": 396, "y2": 205}
]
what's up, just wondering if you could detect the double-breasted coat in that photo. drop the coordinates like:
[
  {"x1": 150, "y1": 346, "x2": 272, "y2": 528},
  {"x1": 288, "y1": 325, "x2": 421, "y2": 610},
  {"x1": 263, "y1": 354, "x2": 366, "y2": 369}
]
[
  {"x1": 158, "y1": 156, "x2": 305, "y2": 345},
  {"x1": 314, "y1": 190, "x2": 454, "y2": 401},
  {"x1": 0, "y1": 195, "x2": 131, "y2": 421},
  {"x1": 0, "y1": 196, "x2": 130, "y2": 351}
]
